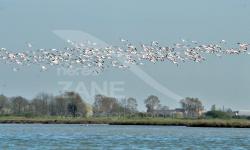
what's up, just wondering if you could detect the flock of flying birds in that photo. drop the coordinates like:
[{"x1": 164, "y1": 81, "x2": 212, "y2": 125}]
[{"x1": 0, "y1": 39, "x2": 249, "y2": 73}]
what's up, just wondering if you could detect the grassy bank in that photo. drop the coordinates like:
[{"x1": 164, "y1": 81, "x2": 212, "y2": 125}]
[
  {"x1": 1, "y1": 116, "x2": 250, "y2": 128},
  {"x1": 110, "y1": 118, "x2": 250, "y2": 128},
  {"x1": 0, "y1": 116, "x2": 115, "y2": 124}
]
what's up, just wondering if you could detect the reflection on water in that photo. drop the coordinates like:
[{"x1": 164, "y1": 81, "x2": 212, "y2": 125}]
[{"x1": 0, "y1": 124, "x2": 250, "y2": 149}]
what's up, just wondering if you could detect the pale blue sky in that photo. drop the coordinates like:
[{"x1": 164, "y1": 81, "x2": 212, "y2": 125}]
[{"x1": 0, "y1": 0, "x2": 250, "y2": 111}]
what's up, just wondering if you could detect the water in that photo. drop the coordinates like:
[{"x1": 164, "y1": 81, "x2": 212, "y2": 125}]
[{"x1": 0, "y1": 124, "x2": 250, "y2": 150}]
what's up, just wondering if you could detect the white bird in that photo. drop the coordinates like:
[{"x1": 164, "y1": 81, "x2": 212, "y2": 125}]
[
  {"x1": 181, "y1": 39, "x2": 187, "y2": 42},
  {"x1": 120, "y1": 38, "x2": 127, "y2": 42},
  {"x1": 41, "y1": 66, "x2": 47, "y2": 71},
  {"x1": 191, "y1": 41, "x2": 198, "y2": 44},
  {"x1": 26, "y1": 42, "x2": 32, "y2": 48},
  {"x1": 12, "y1": 67, "x2": 18, "y2": 72},
  {"x1": 0, "y1": 39, "x2": 249, "y2": 73}
]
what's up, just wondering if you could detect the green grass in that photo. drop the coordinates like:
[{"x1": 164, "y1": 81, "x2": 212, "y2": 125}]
[
  {"x1": 110, "y1": 118, "x2": 250, "y2": 128},
  {"x1": 1, "y1": 115, "x2": 250, "y2": 128}
]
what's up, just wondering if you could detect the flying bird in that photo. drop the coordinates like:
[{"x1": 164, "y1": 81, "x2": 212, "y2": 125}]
[{"x1": 0, "y1": 39, "x2": 249, "y2": 74}]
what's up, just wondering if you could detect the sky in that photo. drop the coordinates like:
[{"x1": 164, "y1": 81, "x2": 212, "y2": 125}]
[{"x1": 0, "y1": 0, "x2": 250, "y2": 111}]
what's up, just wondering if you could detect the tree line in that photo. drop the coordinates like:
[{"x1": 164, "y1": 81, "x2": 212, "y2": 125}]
[
  {"x1": 0, "y1": 92, "x2": 206, "y2": 118},
  {"x1": 0, "y1": 92, "x2": 90, "y2": 117}
]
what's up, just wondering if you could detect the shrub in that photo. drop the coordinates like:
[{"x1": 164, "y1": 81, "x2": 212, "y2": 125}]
[{"x1": 205, "y1": 110, "x2": 232, "y2": 119}]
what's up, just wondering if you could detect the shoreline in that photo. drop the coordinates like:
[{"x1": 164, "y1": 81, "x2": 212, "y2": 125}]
[{"x1": 1, "y1": 117, "x2": 250, "y2": 128}]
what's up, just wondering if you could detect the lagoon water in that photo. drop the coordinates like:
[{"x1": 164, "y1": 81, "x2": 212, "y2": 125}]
[{"x1": 0, "y1": 124, "x2": 250, "y2": 149}]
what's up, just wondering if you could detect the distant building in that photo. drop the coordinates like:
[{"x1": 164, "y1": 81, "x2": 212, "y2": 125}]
[
  {"x1": 237, "y1": 110, "x2": 250, "y2": 116},
  {"x1": 233, "y1": 111, "x2": 239, "y2": 117},
  {"x1": 152, "y1": 108, "x2": 186, "y2": 118}
]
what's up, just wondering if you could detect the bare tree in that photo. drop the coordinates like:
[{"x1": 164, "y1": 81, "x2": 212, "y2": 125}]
[
  {"x1": 180, "y1": 97, "x2": 204, "y2": 118},
  {"x1": 0, "y1": 95, "x2": 10, "y2": 114},
  {"x1": 48, "y1": 97, "x2": 57, "y2": 116},
  {"x1": 120, "y1": 97, "x2": 138, "y2": 116},
  {"x1": 93, "y1": 94, "x2": 121, "y2": 116},
  {"x1": 211, "y1": 104, "x2": 216, "y2": 111},
  {"x1": 127, "y1": 97, "x2": 138, "y2": 113},
  {"x1": 144, "y1": 95, "x2": 160, "y2": 113},
  {"x1": 31, "y1": 93, "x2": 51, "y2": 116},
  {"x1": 10, "y1": 96, "x2": 29, "y2": 114},
  {"x1": 54, "y1": 96, "x2": 68, "y2": 116}
]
